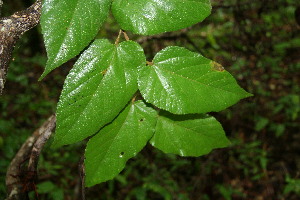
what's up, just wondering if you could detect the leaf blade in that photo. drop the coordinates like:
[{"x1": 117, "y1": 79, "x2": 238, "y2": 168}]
[
  {"x1": 40, "y1": 0, "x2": 111, "y2": 79},
  {"x1": 112, "y1": 0, "x2": 211, "y2": 35},
  {"x1": 138, "y1": 46, "x2": 252, "y2": 114},
  {"x1": 53, "y1": 39, "x2": 146, "y2": 147},
  {"x1": 150, "y1": 112, "x2": 230, "y2": 157},
  {"x1": 85, "y1": 101, "x2": 157, "y2": 186}
]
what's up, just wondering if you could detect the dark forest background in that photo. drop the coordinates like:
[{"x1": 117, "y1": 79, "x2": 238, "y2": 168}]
[{"x1": 1, "y1": 0, "x2": 300, "y2": 199}]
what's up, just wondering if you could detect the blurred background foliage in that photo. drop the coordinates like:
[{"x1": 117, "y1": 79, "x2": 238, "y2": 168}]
[{"x1": 1, "y1": 0, "x2": 300, "y2": 199}]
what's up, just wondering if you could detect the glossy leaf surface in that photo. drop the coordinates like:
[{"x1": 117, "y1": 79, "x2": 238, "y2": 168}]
[
  {"x1": 53, "y1": 39, "x2": 145, "y2": 147},
  {"x1": 138, "y1": 46, "x2": 252, "y2": 114},
  {"x1": 40, "y1": 0, "x2": 111, "y2": 79},
  {"x1": 112, "y1": 0, "x2": 211, "y2": 35},
  {"x1": 85, "y1": 101, "x2": 157, "y2": 186},
  {"x1": 150, "y1": 112, "x2": 230, "y2": 156}
]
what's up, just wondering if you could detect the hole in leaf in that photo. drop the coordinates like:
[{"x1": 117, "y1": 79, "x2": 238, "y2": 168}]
[{"x1": 139, "y1": 118, "x2": 144, "y2": 122}]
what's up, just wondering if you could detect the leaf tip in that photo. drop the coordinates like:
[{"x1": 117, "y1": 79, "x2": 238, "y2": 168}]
[
  {"x1": 38, "y1": 72, "x2": 47, "y2": 81},
  {"x1": 223, "y1": 137, "x2": 232, "y2": 147},
  {"x1": 50, "y1": 140, "x2": 61, "y2": 149},
  {"x1": 84, "y1": 179, "x2": 94, "y2": 188},
  {"x1": 84, "y1": 171, "x2": 114, "y2": 188},
  {"x1": 50, "y1": 134, "x2": 66, "y2": 149},
  {"x1": 243, "y1": 91, "x2": 254, "y2": 99},
  {"x1": 39, "y1": 57, "x2": 62, "y2": 80},
  {"x1": 39, "y1": 62, "x2": 54, "y2": 81},
  {"x1": 246, "y1": 92, "x2": 254, "y2": 97}
]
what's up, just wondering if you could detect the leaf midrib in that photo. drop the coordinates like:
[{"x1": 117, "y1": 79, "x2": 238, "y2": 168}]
[
  {"x1": 152, "y1": 64, "x2": 238, "y2": 95},
  {"x1": 51, "y1": 0, "x2": 82, "y2": 64},
  {"x1": 57, "y1": 46, "x2": 117, "y2": 143},
  {"x1": 90, "y1": 105, "x2": 134, "y2": 172}
]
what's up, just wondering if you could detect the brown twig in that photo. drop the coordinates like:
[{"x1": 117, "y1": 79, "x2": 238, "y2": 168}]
[
  {"x1": 0, "y1": 0, "x2": 42, "y2": 95},
  {"x1": 5, "y1": 115, "x2": 56, "y2": 200},
  {"x1": 27, "y1": 115, "x2": 56, "y2": 173},
  {"x1": 78, "y1": 156, "x2": 86, "y2": 200}
]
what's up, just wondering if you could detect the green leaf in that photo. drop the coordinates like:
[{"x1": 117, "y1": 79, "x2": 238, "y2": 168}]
[
  {"x1": 138, "y1": 46, "x2": 252, "y2": 114},
  {"x1": 150, "y1": 112, "x2": 230, "y2": 157},
  {"x1": 85, "y1": 101, "x2": 157, "y2": 187},
  {"x1": 112, "y1": 0, "x2": 211, "y2": 35},
  {"x1": 40, "y1": 0, "x2": 111, "y2": 79},
  {"x1": 53, "y1": 39, "x2": 145, "y2": 147}
]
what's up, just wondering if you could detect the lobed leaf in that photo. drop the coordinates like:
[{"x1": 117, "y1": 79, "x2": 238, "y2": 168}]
[
  {"x1": 53, "y1": 39, "x2": 145, "y2": 147},
  {"x1": 85, "y1": 101, "x2": 157, "y2": 186},
  {"x1": 112, "y1": 0, "x2": 211, "y2": 35},
  {"x1": 150, "y1": 112, "x2": 230, "y2": 157},
  {"x1": 40, "y1": 0, "x2": 111, "y2": 79},
  {"x1": 138, "y1": 46, "x2": 252, "y2": 114}
]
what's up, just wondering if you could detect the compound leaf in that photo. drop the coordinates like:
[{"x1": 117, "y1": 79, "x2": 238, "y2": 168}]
[
  {"x1": 112, "y1": 0, "x2": 211, "y2": 35},
  {"x1": 150, "y1": 112, "x2": 230, "y2": 156},
  {"x1": 85, "y1": 101, "x2": 157, "y2": 186},
  {"x1": 138, "y1": 46, "x2": 252, "y2": 114},
  {"x1": 40, "y1": 0, "x2": 111, "y2": 79},
  {"x1": 53, "y1": 39, "x2": 145, "y2": 147}
]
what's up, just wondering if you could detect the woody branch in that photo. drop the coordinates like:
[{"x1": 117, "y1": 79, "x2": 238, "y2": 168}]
[{"x1": 0, "y1": 0, "x2": 41, "y2": 95}]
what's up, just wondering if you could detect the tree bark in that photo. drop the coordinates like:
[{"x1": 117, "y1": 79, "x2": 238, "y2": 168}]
[
  {"x1": 5, "y1": 115, "x2": 56, "y2": 200},
  {"x1": 0, "y1": 0, "x2": 42, "y2": 95}
]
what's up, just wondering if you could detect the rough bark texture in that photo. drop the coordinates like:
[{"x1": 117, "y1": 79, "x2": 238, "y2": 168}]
[
  {"x1": 0, "y1": 0, "x2": 42, "y2": 95},
  {"x1": 28, "y1": 115, "x2": 56, "y2": 174},
  {"x1": 5, "y1": 115, "x2": 56, "y2": 200}
]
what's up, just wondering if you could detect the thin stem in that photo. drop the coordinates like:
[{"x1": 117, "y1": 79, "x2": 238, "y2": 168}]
[
  {"x1": 115, "y1": 29, "x2": 122, "y2": 45},
  {"x1": 122, "y1": 30, "x2": 130, "y2": 41}
]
